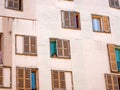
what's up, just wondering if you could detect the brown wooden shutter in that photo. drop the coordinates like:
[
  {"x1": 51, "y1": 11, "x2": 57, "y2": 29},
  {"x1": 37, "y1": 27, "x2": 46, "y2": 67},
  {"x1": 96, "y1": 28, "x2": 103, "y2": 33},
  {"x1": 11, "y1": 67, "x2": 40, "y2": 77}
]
[
  {"x1": 62, "y1": 11, "x2": 69, "y2": 28},
  {"x1": 30, "y1": 37, "x2": 37, "y2": 54},
  {"x1": 105, "y1": 74, "x2": 119, "y2": 90},
  {"x1": 103, "y1": 16, "x2": 110, "y2": 33},
  {"x1": 108, "y1": 44, "x2": 118, "y2": 72},
  {"x1": 70, "y1": 12, "x2": 76, "y2": 28},
  {"x1": 60, "y1": 72, "x2": 66, "y2": 89},
  {"x1": 25, "y1": 68, "x2": 31, "y2": 89},
  {"x1": 52, "y1": 71, "x2": 59, "y2": 89},
  {"x1": 0, "y1": 67, "x2": 3, "y2": 86},
  {"x1": 63, "y1": 40, "x2": 70, "y2": 58},
  {"x1": 17, "y1": 68, "x2": 24, "y2": 90},
  {"x1": 109, "y1": 0, "x2": 115, "y2": 7},
  {"x1": 57, "y1": 39, "x2": 63, "y2": 57},
  {"x1": 24, "y1": 36, "x2": 29, "y2": 53}
]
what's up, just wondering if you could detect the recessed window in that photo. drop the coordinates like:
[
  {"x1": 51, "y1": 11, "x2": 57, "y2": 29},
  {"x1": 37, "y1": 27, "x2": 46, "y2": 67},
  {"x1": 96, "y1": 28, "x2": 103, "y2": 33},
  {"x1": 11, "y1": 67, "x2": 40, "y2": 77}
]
[
  {"x1": 5, "y1": 0, "x2": 23, "y2": 11},
  {"x1": 51, "y1": 70, "x2": 73, "y2": 90},
  {"x1": 107, "y1": 44, "x2": 120, "y2": 72},
  {"x1": 108, "y1": 0, "x2": 120, "y2": 9},
  {"x1": 50, "y1": 38, "x2": 70, "y2": 59},
  {"x1": 16, "y1": 67, "x2": 38, "y2": 90},
  {"x1": 92, "y1": 14, "x2": 111, "y2": 33},
  {"x1": 16, "y1": 35, "x2": 37, "y2": 56},
  {"x1": 61, "y1": 10, "x2": 80, "y2": 29}
]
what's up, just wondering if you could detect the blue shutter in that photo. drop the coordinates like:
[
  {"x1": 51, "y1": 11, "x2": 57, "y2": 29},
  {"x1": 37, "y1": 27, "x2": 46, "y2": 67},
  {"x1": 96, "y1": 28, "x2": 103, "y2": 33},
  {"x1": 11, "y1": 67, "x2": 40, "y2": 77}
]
[
  {"x1": 31, "y1": 72, "x2": 36, "y2": 89},
  {"x1": 50, "y1": 41, "x2": 57, "y2": 57},
  {"x1": 92, "y1": 18, "x2": 101, "y2": 31},
  {"x1": 115, "y1": 48, "x2": 120, "y2": 71}
]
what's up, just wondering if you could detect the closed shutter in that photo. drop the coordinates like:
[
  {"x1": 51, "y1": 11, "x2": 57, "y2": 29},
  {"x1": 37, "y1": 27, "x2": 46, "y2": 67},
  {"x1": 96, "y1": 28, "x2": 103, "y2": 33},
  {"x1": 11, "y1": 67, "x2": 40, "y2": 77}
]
[
  {"x1": 60, "y1": 72, "x2": 66, "y2": 89},
  {"x1": 103, "y1": 16, "x2": 110, "y2": 33},
  {"x1": 0, "y1": 67, "x2": 3, "y2": 86},
  {"x1": 17, "y1": 68, "x2": 24, "y2": 90},
  {"x1": 109, "y1": 0, "x2": 115, "y2": 7},
  {"x1": 30, "y1": 37, "x2": 37, "y2": 54},
  {"x1": 62, "y1": 11, "x2": 69, "y2": 28},
  {"x1": 70, "y1": 12, "x2": 76, "y2": 28},
  {"x1": 52, "y1": 71, "x2": 59, "y2": 89},
  {"x1": 105, "y1": 74, "x2": 119, "y2": 90},
  {"x1": 108, "y1": 44, "x2": 118, "y2": 72},
  {"x1": 57, "y1": 39, "x2": 63, "y2": 57},
  {"x1": 25, "y1": 69, "x2": 31, "y2": 90},
  {"x1": 14, "y1": 0, "x2": 19, "y2": 10},
  {"x1": 24, "y1": 36, "x2": 29, "y2": 53},
  {"x1": 7, "y1": 0, "x2": 13, "y2": 8},
  {"x1": 63, "y1": 40, "x2": 70, "y2": 58}
]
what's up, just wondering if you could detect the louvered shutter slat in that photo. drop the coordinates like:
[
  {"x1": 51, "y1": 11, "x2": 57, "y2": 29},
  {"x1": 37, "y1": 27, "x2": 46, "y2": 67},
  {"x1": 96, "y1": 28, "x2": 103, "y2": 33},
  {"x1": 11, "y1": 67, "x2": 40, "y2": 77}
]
[
  {"x1": 63, "y1": 40, "x2": 70, "y2": 57},
  {"x1": 31, "y1": 37, "x2": 37, "y2": 54},
  {"x1": 57, "y1": 39, "x2": 63, "y2": 57},
  {"x1": 24, "y1": 36, "x2": 29, "y2": 53},
  {"x1": 0, "y1": 68, "x2": 2, "y2": 86},
  {"x1": 52, "y1": 71, "x2": 59, "y2": 89},
  {"x1": 62, "y1": 11, "x2": 69, "y2": 28},
  {"x1": 108, "y1": 44, "x2": 118, "y2": 72},
  {"x1": 70, "y1": 12, "x2": 76, "y2": 28},
  {"x1": 60, "y1": 72, "x2": 66, "y2": 88},
  {"x1": 103, "y1": 16, "x2": 110, "y2": 33},
  {"x1": 25, "y1": 69, "x2": 31, "y2": 89}
]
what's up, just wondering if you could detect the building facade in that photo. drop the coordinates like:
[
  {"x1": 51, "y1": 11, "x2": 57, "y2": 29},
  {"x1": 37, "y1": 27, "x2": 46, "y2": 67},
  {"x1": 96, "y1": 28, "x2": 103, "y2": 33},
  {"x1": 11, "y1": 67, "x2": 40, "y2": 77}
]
[{"x1": 0, "y1": 0, "x2": 120, "y2": 90}]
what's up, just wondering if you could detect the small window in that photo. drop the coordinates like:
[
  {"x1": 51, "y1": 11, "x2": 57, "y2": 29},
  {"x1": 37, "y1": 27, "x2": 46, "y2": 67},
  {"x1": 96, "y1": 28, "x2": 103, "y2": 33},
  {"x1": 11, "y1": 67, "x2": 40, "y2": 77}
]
[
  {"x1": 105, "y1": 74, "x2": 119, "y2": 90},
  {"x1": 16, "y1": 67, "x2": 38, "y2": 90},
  {"x1": 51, "y1": 70, "x2": 73, "y2": 90},
  {"x1": 50, "y1": 38, "x2": 70, "y2": 59},
  {"x1": 108, "y1": 0, "x2": 120, "y2": 9},
  {"x1": 61, "y1": 10, "x2": 80, "y2": 29},
  {"x1": 92, "y1": 14, "x2": 111, "y2": 33},
  {"x1": 107, "y1": 44, "x2": 120, "y2": 72},
  {"x1": 5, "y1": 0, "x2": 23, "y2": 11},
  {"x1": 16, "y1": 35, "x2": 37, "y2": 56}
]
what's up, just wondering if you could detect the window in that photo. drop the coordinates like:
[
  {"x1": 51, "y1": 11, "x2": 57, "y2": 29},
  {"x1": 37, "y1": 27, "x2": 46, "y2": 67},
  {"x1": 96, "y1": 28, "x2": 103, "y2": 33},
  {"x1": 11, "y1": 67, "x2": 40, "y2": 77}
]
[
  {"x1": 92, "y1": 14, "x2": 111, "y2": 33},
  {"x1": 107, "y1": 44, "x2": 120, "y2": 72},
  {"x1": 61, "y1": 10, "x2": 80, "y2": 29},
  {"x1": 50, "y1": 38, "x2": 70, "y2": 59},
  {"x1": 51, "y1": 70, "x2": 73, "y2": 90},
  {"x1": 0, "y1": 67, "x2": 11, "y2": 88},
  {"x1": 105, "y1": 74, "x2": 120, "y2": 90},
  {"x1": 108, "y1": 0, "x2": 120, "y2": 9},
  {"x1": 5, "y1": 0, "x2": 23, "y2": 11},
  {"x1": 16, "y1": 67, "x2": 38, "y2": 90},
  {"x1": 16, "y1": 35, "x2": 37, "y2": 55}
]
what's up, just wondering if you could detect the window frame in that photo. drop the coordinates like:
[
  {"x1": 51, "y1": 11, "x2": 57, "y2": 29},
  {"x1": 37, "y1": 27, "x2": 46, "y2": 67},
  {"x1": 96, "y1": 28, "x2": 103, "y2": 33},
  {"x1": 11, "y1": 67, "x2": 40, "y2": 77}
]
[
  {"x1": 61, "y1": 10, "x2": 81, "y2": 30},
  {"x1": 15, "y1": 35, "x2": 37, "y2": 56},
  {"x1": 108, "y1": 0, "x2": 120, "y2": 9},
  {"x1": 16, "y1": 67, "x2": 39, "y2": 90},
  {"x1": 51, "y1": 70, "x2": 73, "y2": 90},
  {"x1": 5, "y1": 0, "x2": 23, "y2": 11},
  {"x1": 92, "y1": 14, "x2": 111, "y2": 33},
  {"x1": 50, "y1": 38, "x2": 71, "y2": 59}
]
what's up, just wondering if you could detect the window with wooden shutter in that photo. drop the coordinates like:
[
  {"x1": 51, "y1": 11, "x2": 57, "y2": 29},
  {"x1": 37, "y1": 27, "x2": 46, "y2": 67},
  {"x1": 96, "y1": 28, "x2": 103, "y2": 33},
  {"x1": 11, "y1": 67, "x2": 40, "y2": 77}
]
[
  {"x1": 0, "y1": 67, "x2": 3, "y2": 86},
  {"x1": 50, "y1": 38, "x2": 70, "y2": 59},
  {"x1": 17, "y1": 67, "x2": 38, "y2": 90},
  {"x1": 5, "y1": 0, "x2": 23, "y2": 11},
  {"x1": 105, "y1": 74, "x2": 119, "y2": 90},
  {"x1": 52, "y1": 70, "x2": 73, "y2": 90},
  {"x1": 92, "y1": 14, "x2": 111, "y2": 33},
  {"x1": 61, "y1": 10, "x2": 80, "y2": 29},
  {"x1": 109, "y1": 0, "x2": 120, "y2": 9},
  {"x1": 108, "y1": 44, "x2": 118, "y2": 72},
  {"x1": 16, "y1": 35, "x2": 37, "y2": 56}
]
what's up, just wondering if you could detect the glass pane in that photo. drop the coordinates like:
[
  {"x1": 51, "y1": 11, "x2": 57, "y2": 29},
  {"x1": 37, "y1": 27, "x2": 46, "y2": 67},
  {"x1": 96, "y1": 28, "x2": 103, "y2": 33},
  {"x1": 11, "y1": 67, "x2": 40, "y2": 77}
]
[
  {"x1": 50, "y1": 41, "x2": 57, "y2": 57},
  {"x1": 31, "y1": 72, "x2": 36, "y2": 90},
  {"x1": 92, "y1": 18, "x2": 101, "y2": 31}
]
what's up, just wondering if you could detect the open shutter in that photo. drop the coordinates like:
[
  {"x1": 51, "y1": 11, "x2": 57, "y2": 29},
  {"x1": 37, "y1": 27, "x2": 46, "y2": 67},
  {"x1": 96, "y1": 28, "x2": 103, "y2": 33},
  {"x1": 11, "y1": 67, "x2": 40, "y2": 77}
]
[
  {"x1": 30, "y1": 37, "x2": 37, "y2": 54},
  {"x1": 25, "y1": 68, "x2": 31, "y2": 90},
  {"x1": 0, "y1": 67, "x2": 3, "y2": 86},
  {"x1": 52, "y1": 71, "x2": 59, "y2": 89},
  {"x1": 24, "y1": 36, "x2": 29, "y2": 54},
  {"x1": 62, "y1": 11, "x2": 69, "y2": 28},
  {"x1": 108, "y1": 44, "x2": 118, "y2": 72},
  {"x1": 3, "y1": 67, "x2": 11, "y2": 87},
  {"x1": 57, "y1": 39, "x2": 63, "y2": 57},
  {"x1": 63, "y1": 40, "x2": 70, "y2": 58},
  {"x1": 103, "y1": 16, "x2": 110, "y2": 33},
  {"x1": 60, "y1": 72, "x2": 66, "y2": 89},
  {"x1": 70, "y1": 12, "x2": 76, "y2": 28},
  {"x1": 105, "y1": 74, "x2": 119, "y2": 90},
  {"x1": 17, "y1": 68, "x2": 24, "y2": 90}
]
